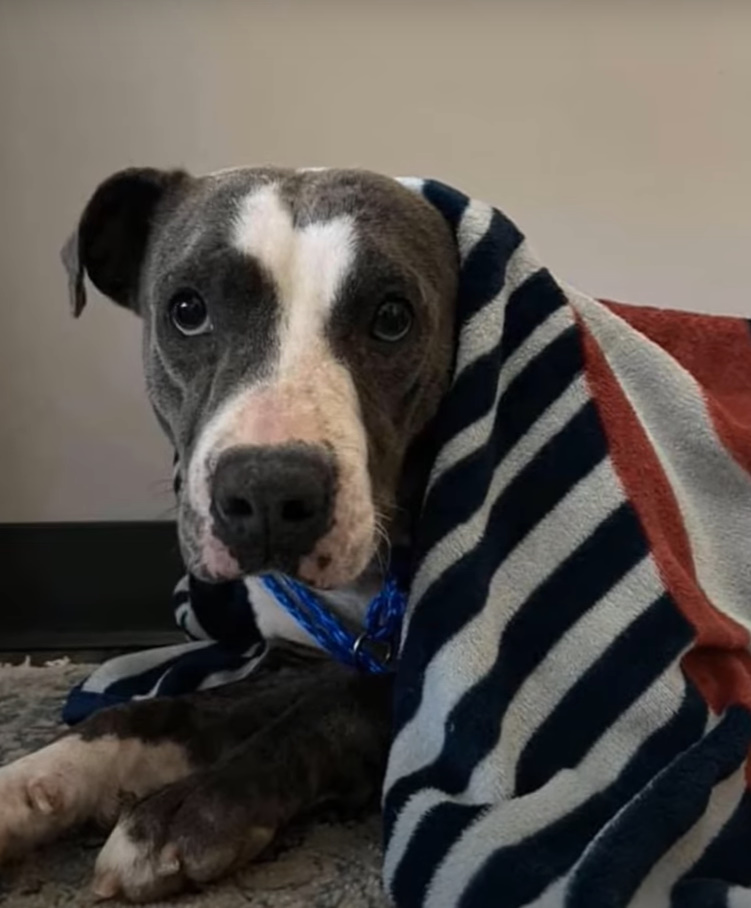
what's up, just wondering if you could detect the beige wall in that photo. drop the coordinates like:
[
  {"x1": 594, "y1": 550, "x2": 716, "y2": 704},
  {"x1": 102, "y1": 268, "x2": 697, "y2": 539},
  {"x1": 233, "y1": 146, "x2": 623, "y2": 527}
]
[{"x1": 0, "y1": 0, "x2": 749, "y2": 522}]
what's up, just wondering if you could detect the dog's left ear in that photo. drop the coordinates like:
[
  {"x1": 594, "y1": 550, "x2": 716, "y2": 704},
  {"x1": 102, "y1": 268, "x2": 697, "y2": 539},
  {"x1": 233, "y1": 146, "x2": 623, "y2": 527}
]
[{"x1": 62, "y1": 167, "x2": 189, "y2": 317}]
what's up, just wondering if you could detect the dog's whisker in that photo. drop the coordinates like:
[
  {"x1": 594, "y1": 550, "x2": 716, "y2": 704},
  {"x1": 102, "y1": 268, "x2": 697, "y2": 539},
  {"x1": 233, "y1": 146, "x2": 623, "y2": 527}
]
[
  {"x1": 148, "y1": 478, "x2": 176, "y2": 495},
  {"x1": 372, "y1": 510, "x2": 393, "y2": 576}
]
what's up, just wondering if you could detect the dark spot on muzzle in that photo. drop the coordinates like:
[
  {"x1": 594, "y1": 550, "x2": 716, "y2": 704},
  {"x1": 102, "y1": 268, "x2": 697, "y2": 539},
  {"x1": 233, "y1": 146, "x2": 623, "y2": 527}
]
[{"x1": 210, "y1": 443, "x2": 336, "y2": 574}]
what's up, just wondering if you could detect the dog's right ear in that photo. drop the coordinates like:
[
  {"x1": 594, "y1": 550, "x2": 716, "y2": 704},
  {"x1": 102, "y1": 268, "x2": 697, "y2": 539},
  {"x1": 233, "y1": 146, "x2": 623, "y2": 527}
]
[{"x1": 62, "y1": 167, "x2": 189, "y2": 317}]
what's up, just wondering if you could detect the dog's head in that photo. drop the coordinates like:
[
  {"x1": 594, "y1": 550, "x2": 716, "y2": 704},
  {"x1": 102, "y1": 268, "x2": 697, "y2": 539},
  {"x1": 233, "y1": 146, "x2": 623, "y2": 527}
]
[{"x1": 64, "y1": 167, "x2": 458, "y2": 588}]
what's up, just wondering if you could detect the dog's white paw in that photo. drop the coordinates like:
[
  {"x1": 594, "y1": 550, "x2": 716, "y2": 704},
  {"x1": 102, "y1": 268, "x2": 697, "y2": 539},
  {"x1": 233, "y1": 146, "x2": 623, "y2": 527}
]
[
  {"x1": 0, "y1": 740, "x2": 88, "y2": 860},
  {"x1": 93, "y1": 822, "x2": 185, "y2": 903},
  {"x1": 0, "y1": 734, "x2": 193, "y2": 865},
  {"x1": 91, "y1": 778, "x2": 276, "y2": 902}
]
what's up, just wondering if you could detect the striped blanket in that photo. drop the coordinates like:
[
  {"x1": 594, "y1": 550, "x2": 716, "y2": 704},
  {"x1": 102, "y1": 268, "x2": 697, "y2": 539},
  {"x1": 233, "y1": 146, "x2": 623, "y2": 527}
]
[
  {"x1": 66, "y1": 179, "x2": 751, "y2": 907},
  {"x1": 383, "y1": 181, "x2": 751, "y2": 908}
]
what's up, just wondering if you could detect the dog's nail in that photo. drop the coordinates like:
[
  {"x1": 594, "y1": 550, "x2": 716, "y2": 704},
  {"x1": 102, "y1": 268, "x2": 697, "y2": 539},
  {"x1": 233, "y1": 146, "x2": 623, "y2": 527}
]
[
  {"x1": 91, "y1": 871, "x2": 120, "y2": 901},
  {"x1": 157, "y1": 842, "x2": 182, "y2": 876},
  {"x1": 27, "y1": 778, "x2": 59, "y2": 815},
  {"x1": 245, "y1": 825, "x2": 275, "y2": 859}
]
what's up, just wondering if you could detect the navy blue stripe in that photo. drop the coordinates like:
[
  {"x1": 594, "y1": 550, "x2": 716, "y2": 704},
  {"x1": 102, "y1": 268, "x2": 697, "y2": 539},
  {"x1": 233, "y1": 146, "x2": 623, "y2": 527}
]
[
  {"x1": 388, "y1": 400, "x2": 609, "y2": 825},
  {"x1": 388, "y1": 803, "x2": 484, "y2": 908},
  {"x1": 103, "y1": 648, "x2": 208, "y2": 698},
  {"x1": 567, "y1": 706, "x2": 751, "y2": 908},
  {"x1": 420, "y1": 179, "x2": 470, "y2": 234},
  {"x1": 63, "y1": 685, "x2": 146, "y2": 725},
  {"x1": 456, "y1": 208, "x2": 524, "y2": 327},
  {"x1": 387, "y1": 685, "x2": 705, "y2": 908},
  {"x1": 420, "y1": 183, "x2": 524, "y2": 327},
  {"x1": 500, "y1": 269, "x2": 567, "y2": 362},
  {"x1": 176, "y1": 609, "x2": 199, "y2": 640},
  {"x1": 65, "y1": 642, "x2": 264, "y2": 725},
  {"x1": 670, "y1": 880, "x2": 733, "y2": 908},
  {"x1": 456, "y1": 686, "x2": 707, "y2": 908},
  {"x1": 440, "y1": 504, "x2": 649, "y2": 795},
  {"x1": 393, "y1": 397, "x2": 606, "y2": 740},
  {"x1": 423, "y1": 269, "x2": 568, "y2": 480},
  {"x1": 415, "y1": 323, "x2": 584, "y2": 572},
  {"x1": 387, "y1": 504, "x2": 648, "y2": 822},
  {"x1": 154, "y1": 643, "x2": 253, "y2": 696},
  {"x1": 187, "y1": 576, "x2": 262, "y2": 652},
  {"x1": 64, "y1": 644, "x2": 235, "y2": 722},
  {"x1": 173, "y1": 588, "x2": 191, "y2": 608},
  {"x1": 515, "y1": 593, "x2": 693, "y2": 797},
  {"x1": 674, "y1": 787, "x2": 751, "y2": 899}
]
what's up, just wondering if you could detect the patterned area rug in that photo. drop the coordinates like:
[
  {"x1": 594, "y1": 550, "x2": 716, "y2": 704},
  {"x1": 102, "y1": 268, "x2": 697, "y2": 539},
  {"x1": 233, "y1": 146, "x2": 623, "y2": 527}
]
[{"x1": 0, "y1": 662, "x2": 387, "y2": 907}]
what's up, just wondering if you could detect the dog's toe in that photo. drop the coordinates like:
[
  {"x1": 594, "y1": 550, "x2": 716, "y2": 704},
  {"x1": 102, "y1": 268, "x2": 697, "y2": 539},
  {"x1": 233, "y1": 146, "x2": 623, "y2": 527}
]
[
  {"x1": 0, "y1": 759, "x2": 70, "y2": 860},
  {"x1": 92, "y1": 776, "x2": 278, "y2": 901},
  {"x1": 173, "y1": 816, "x2": 275, "y2": 884},
  {"x1": 25, "y1": 773, "x2": 66, "y2": 816},
  {"x1": 93, "y1": 822, "x2": 185, "y2": 903}
]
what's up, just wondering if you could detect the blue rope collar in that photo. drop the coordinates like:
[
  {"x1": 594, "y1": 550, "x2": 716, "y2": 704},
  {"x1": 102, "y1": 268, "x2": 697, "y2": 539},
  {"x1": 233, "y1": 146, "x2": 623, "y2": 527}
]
[{"x1": 261, "y1": 573, "x2": 406, "y2": 673}]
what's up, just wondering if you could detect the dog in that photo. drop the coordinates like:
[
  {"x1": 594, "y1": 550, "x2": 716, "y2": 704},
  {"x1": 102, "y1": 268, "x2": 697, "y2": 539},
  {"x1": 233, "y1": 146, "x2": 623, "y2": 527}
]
[{"x1": 0, "y1": 167, "x2": 458, "y2": 901}]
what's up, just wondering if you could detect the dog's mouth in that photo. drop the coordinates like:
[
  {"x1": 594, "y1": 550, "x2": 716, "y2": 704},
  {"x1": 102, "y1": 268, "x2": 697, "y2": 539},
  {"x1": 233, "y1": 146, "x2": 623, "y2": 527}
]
[
  {"x1": 181, "y1": 515, "x2": 378, "y2": 591},
  {"x1": 179, "y1": 441, "x2": 378, "y2": 590}
]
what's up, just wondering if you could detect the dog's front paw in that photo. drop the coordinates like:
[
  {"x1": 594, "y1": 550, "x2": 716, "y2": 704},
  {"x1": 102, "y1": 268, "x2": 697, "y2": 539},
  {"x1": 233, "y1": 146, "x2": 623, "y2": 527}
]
[
  {"x1": 92, "y1": 774, "x2": 277, "y2": 902},
  {"x1": 0, "y1": 761, "x2": 62, "y2": 859},
  {"x1": 0, "y1": 740, "x2": 95, "y2": 860}
]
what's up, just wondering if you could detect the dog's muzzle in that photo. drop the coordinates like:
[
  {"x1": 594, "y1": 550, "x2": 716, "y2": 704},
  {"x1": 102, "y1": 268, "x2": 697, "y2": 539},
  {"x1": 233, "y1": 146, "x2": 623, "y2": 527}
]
[{"x1": 209, "y1": 443, "x2": 335, "y2": 574}]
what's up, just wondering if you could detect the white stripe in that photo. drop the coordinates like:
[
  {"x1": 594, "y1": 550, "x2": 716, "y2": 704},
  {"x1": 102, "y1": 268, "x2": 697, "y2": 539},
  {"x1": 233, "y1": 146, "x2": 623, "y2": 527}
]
[
  {"x1": 409, "y1": 366, "x2": 590, "y2": 615},
  {"x1": 469, "y1": 555, "x2": 663, "y2": 801},
  {"x1": 79, "y1": 641, "x2": 213, "y2": 693},
  {"x1": 572, "y1": 291, "x2": 751, "y2": 635},
  {"x1": 133, "y1": 676, "x2": 169, "y2": 701},
  {"x1": 198, "y1": 647, "x2": 269, "y2": 691},
  {"x1": 728, "y1": 886, "x2": 751, "y2": 907},
  {"x1": 387, "y1": 454, "x2": 624, "y2": 797},
  {"x1": 522, "y1": 875, "x2": 569, "y2": 908},
  {"x1": 396, "y1": 176, "x2": 425, "y2": 195},
  {"x1": 415, "y1": 667, "x2": 687, "y2": 908},
  {"x1": 175, "y1": 601, "x2": 212, "y2": 642},
  {"x1": 454, "y1": 241, "x2": 542, "y2": 378},
  {"x1": 456, "y1": 199, "x2": 494, "y2": 261},
  {"x1": 429, "y1": 301, "x2": 574, "y2": 490},
  {"x1": 628, "y1": 765, "x2": 746, "y2": 907}
]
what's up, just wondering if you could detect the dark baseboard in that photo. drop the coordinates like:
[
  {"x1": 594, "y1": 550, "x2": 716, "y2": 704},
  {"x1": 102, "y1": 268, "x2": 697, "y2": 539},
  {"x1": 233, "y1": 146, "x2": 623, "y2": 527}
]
[{"x1": 0, "y1": 522, "x2": 185, "y2": 651}]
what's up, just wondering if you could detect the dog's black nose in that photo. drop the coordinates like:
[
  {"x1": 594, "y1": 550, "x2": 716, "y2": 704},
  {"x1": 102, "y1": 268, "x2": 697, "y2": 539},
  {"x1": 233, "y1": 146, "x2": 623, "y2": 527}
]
[{"x1": 210, "y1": 444, "x2": 334, "y2": 570}]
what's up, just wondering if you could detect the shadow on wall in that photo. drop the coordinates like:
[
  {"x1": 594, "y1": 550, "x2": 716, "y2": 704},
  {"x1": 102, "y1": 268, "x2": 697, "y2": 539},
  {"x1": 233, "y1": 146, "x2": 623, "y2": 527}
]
[{"x1": 0, "y1": 0, "x2": 749, "y2": 523}]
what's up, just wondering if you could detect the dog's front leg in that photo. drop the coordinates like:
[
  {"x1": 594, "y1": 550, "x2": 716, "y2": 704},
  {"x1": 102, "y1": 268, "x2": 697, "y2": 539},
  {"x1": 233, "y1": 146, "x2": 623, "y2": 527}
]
[
  {"x1": 0, "y1": 651, "x2": 334, "y2": 864},
  {"x1": 0, "y1": 702, "x2": 197, "y2": 863},
  {"x1": 92, "y1": 667, "x2": 392, "y2": 903}
]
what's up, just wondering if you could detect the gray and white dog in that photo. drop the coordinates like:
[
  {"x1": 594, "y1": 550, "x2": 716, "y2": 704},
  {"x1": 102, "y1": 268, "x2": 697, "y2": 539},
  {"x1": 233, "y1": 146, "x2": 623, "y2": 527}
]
[{"x1": 0, "y1": 167, "x2": 458, "y2": 901}]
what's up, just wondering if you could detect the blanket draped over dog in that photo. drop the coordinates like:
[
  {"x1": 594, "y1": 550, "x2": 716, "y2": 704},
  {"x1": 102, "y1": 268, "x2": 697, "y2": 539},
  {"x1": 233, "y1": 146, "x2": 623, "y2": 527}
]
[{"x1": 65, "y1": 179, "x2": 751, "y2": 908}]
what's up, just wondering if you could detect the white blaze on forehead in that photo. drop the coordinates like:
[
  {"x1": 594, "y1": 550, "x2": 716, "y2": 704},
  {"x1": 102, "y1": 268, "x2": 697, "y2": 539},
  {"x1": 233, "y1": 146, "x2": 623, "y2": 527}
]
[
  {"x1": 185, "y1": 182, "x2": 373, "y2": 588},
  {"x1": 232, "y1": 183, "x2": 356, "y2": 373}
]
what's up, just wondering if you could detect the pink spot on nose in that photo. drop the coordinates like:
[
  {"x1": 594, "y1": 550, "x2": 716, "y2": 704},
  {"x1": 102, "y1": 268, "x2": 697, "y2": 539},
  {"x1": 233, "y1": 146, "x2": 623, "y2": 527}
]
[
  {"x1": 202, "y1": 535, "x2": 241, "y2": 579},
  {"x1": 235, "y1": 389, "x2": 318, "y2": 447}
]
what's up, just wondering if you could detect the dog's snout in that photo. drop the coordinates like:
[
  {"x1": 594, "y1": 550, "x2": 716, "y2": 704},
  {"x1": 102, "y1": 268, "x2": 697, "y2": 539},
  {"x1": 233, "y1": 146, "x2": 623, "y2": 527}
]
[{"x1": 210, "y1": 444, "x2": 335, "y2": 572}]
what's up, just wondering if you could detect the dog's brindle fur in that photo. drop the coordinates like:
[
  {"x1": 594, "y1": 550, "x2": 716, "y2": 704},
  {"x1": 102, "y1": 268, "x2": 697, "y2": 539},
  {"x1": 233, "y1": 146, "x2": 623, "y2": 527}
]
[{"x1": 0, "y1": 168, "x2": 457, "y2": 901}]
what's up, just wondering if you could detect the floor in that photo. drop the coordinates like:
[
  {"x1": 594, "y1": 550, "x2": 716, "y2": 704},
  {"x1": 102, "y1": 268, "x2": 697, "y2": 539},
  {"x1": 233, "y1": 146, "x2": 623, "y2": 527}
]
[{"x1": 0, "y1": 660, "x2": 388, "y2": 907}]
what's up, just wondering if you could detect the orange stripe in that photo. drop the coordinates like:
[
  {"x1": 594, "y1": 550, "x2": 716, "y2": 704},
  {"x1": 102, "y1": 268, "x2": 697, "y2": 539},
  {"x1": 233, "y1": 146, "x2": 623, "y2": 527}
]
[
  {"x1": 603, "y1": 300, "x2": 751, "y2": 477},
  {"x1": 577, "y1": 310, "x2": 751, "y2": 717}
]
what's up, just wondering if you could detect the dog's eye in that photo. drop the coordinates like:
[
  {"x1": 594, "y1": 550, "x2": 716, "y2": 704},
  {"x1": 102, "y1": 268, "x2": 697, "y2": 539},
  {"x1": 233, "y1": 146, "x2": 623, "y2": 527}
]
[
  {"x1": 169, "y1": 291, "x2": 212, "y2": 337},
  {"x1": 370, "y1": 298, "x2": 414, "y2": 343}
]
